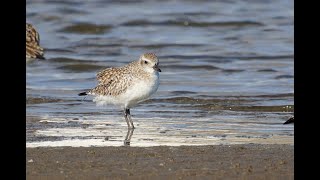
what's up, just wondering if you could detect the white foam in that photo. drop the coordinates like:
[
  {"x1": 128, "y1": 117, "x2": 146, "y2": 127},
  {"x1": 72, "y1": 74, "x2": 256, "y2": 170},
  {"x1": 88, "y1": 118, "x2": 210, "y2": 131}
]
[{"x1": 27, "y1": 115, "x2": 294, "y2": 148}]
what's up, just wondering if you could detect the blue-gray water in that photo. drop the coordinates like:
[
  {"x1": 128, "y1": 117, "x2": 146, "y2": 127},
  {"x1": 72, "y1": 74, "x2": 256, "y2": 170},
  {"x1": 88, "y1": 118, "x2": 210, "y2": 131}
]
[{"x1": 26, "y1": 0, "x2": 294, "y2": 147}]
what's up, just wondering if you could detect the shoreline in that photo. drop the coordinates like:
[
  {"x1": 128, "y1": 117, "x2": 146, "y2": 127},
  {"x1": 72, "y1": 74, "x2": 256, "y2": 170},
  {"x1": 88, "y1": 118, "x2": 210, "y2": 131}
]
[{"x1": 27, "y1": 144, "x2": 294, "y2": 179}]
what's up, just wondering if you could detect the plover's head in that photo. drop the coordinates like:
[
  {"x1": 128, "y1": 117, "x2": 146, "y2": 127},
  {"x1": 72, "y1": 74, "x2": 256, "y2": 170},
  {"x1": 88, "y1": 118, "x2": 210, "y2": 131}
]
[
  {"x1": 139, "y1": 53, "x2": 161, "y2": 72},
  {"x1": 26, "y1": 23, "x2": 40, "y2": 44}
]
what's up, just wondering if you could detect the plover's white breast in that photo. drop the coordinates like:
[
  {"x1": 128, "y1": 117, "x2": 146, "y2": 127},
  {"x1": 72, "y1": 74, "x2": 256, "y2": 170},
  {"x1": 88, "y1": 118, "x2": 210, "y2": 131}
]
[{"x1": 122, "y1": 72, "x2": 160, "y2": 108}]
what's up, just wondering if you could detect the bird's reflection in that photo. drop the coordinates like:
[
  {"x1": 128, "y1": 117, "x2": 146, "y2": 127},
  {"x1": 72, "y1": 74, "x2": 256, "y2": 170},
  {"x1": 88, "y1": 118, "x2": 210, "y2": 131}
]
[{"x1": 124, "y1": 128, "x2": 134, "y2": 146}]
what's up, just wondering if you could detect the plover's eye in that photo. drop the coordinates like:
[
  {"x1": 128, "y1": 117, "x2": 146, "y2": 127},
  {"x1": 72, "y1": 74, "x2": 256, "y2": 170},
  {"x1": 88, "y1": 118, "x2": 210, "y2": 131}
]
[{"x1": 144, "y1": 61, "x2": 148, "y2": 64}]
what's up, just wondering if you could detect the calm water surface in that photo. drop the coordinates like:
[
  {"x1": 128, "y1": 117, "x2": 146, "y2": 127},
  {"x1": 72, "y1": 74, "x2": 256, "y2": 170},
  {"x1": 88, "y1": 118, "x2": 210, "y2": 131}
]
[{"x1": 26, "y1": 0, "x2": 294, "y2": 147}]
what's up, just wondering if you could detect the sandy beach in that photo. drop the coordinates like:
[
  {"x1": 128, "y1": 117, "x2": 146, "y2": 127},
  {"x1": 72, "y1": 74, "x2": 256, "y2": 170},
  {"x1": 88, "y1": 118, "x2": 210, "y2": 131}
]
[{"x1": 27, "y1": 144, "x2": 293, "y2": 179}]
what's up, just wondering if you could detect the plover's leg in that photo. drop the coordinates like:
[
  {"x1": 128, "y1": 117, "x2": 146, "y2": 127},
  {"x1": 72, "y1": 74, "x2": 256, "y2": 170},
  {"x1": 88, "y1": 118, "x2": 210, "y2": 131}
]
[
  {"x1": 124, "y1": 108, "x2": 130, "y2": 128},
  {"x1": 124, "y1": 128, "x2": 134, "y2": 146},
  {"x1": 126, "y1": 109, "x2": 135, "y2": 129}
]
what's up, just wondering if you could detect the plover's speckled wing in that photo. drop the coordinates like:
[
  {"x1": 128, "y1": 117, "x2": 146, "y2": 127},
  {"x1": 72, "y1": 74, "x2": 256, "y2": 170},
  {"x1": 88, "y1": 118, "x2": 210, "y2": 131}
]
[
  {"x1": 89, "y1": 67, "x2": 134, "y2": 96},
  {"x1": 96, "y1": 67, "x2": 121, "y2": 84},
  {"x1": 26, "y1": 23, "x2": 45, "y2": 59}
]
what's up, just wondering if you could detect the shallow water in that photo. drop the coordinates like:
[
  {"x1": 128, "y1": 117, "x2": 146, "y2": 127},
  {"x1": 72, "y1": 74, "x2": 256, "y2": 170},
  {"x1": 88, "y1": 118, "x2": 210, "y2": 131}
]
[{"x1": 26, "y1": 0, "x2": 294, "y2": 147}]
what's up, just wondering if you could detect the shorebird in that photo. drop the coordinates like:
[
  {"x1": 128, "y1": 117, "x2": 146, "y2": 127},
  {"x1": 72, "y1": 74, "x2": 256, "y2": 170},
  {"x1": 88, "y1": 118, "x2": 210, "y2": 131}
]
[
  {"x1": 283, "y1": 116, "x2": 294, "y2": 124},
  {"x1": 79, "y1": 53, "x2": 161, "y2": 129},
  {"x1": 26, "y1": 23, "x2": 45, "y2": 60}
]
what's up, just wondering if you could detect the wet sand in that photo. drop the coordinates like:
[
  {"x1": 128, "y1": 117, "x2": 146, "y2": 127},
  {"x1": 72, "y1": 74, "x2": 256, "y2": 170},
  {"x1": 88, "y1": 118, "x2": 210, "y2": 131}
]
[{"x1": 27, "y1": 144, "x2": 293, "y2": 179}]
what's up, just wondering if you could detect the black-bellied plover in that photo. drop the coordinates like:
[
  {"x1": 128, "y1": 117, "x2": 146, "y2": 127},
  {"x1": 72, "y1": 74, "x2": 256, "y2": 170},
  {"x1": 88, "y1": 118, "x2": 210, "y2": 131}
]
[
  {"x1": 79, "y1": 53, "x2": 161, "y2": 129},
  {"x1": 26, "y1": 23, "x2": 45, "y2": 60}
]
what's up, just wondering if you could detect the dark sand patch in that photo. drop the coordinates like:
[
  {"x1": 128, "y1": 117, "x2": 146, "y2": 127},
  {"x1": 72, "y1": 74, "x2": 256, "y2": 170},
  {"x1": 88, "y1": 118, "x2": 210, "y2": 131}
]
[{"x1": 27, "y1": 144, "x2": 293, "y2": 179}]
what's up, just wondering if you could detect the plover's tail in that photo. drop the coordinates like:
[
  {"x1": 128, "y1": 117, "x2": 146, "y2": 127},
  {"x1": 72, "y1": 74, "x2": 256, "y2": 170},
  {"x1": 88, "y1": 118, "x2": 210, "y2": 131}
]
[{"x1": 78, "y1": 92, "x2": 88, "y2": 96}]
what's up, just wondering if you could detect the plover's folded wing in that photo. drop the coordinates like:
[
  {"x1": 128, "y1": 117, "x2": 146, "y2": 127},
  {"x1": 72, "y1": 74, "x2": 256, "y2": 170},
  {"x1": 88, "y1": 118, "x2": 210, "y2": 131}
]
[
  {"x1": 96, "y1": 68, "x2": 115, "y2": 83},
  {"x1": 91, "y1": 70, "x2": 132, "y2": 96}
]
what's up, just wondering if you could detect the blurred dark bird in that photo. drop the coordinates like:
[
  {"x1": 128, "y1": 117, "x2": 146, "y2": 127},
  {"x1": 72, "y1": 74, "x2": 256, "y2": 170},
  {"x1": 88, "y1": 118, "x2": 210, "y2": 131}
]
[
  {"x1": 26, "y1": 23, "x2": 45, "y2": 60},
  {"x1": 283, "y1": 117, "x2": 294, "y2": 124}
]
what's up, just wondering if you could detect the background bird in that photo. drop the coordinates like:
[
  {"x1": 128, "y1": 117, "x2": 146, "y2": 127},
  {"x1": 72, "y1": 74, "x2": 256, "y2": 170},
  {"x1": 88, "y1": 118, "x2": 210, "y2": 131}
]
[
  {"x1": 283, "y1": 117, "x2": 294, "y2": 124},
  {"x1": 26, "y1": 23, "x2": 45, "y2": 60}
]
